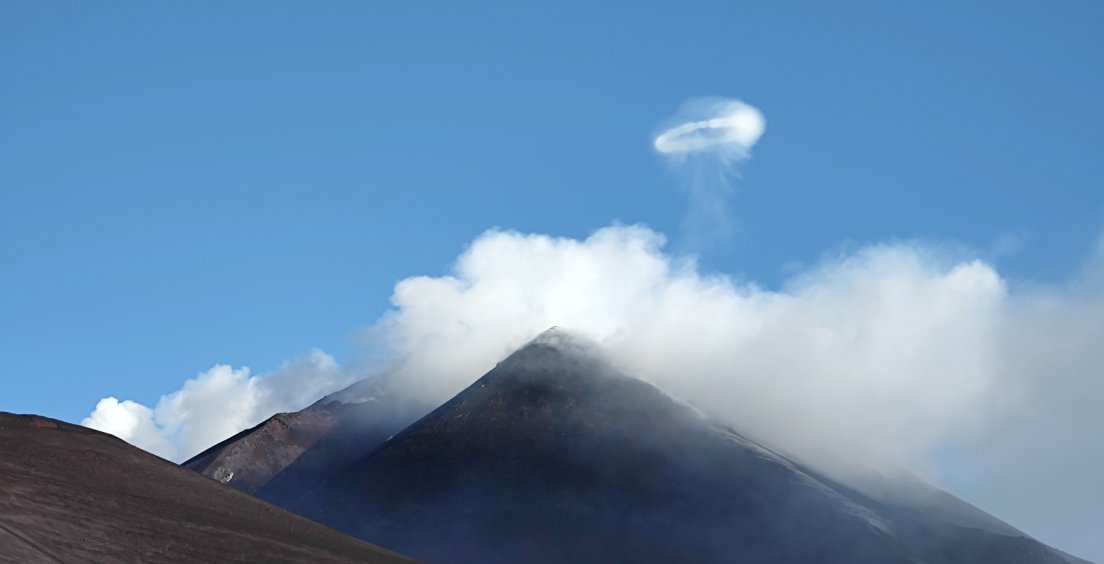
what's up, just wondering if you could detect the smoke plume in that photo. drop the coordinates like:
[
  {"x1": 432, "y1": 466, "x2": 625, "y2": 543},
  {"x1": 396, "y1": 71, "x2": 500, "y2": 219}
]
[
  {"x1": 82, "y1": 224, "x2": 1104, "y2": 551},
  {"x1": 84, "y1": 225, "x2": 1103, "y2": 471}
]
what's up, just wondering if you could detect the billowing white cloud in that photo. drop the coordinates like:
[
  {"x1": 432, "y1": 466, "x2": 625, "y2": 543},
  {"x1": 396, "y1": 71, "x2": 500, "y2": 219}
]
[
  {"x1": 83, "y1": 349, "x2": 349, "y2": 461},
  {"x1": 373, "y1": 226, "x2": 1009, "y2": 470},
  {"x1": 82, "y1": 397, "x2": 174, "y2": 459},
  {"x1": 80, "y1": 224, "x2": 1104, "y2": 556},
  {"x1": 366, "y1": 224, "x2": 1102, "y2": 554},
  {"x1": 85, "y1": 225, "x2": 1103, "y2": 474},
  {"x1": 934, "y1": 243, "x2": 1104, "y2": 556}
]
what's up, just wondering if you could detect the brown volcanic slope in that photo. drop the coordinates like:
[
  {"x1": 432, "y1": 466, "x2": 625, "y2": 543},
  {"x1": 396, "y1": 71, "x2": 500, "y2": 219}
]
[
  {"x1": 184, "y1": 404, "x2": 345, "y2": 495},
  {"x1": 183, "y1": 377, "x2": 415, "y2": 507},
  {"x1": 0, "y1": 412, "x2": 413, "y2": 564}
]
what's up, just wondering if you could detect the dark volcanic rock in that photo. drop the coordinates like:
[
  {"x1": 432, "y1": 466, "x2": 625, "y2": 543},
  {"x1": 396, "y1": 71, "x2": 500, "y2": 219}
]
[
  {"x1": 184, "y1": 406, "x2": 343, "y2": 494},
  {"x1": 0, "y1": 412, "x2": 412, "y2": 564},
  {"x1": 283, "y1": 329, "x2": 1084, "y2": 564},
  {"x1": 183, "y1": 377, "x2": 414, "y2": 507}
]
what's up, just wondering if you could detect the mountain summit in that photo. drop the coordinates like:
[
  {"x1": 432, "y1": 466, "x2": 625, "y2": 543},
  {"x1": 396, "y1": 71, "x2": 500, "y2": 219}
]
[{"x1": 258, "y1": 329, "x2": 1082, "y2": 563}]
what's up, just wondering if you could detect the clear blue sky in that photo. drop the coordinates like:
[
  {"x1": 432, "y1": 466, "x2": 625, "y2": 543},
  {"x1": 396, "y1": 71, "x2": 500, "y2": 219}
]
[
  {"x1": 5, "y1": 1, "x2": 1100, "y2": 421},
  {"x1": 3, "y1": 0, "x2": 1102, "y2": 489}
]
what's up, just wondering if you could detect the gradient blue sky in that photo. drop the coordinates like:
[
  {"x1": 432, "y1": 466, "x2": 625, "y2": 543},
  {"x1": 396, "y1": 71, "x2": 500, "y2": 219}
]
[{"x1": 2, "y1": 1, "x2": 1102, "y2": 555}]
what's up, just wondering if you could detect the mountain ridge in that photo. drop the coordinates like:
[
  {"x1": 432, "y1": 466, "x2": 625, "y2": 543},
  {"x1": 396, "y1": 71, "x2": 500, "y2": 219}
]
[
  {"x1": 0, "y1": 411, "x2": 413, "y2": 564},
  {"x1": 278, "y1": 329, "x2": 1081, "y2": 563},
  {"x1": 183, "y1": 375, "x2": 416, "y2": 506},
  {"x1": 179, "y1": 328, "x2": 1089, "y2": 563}
]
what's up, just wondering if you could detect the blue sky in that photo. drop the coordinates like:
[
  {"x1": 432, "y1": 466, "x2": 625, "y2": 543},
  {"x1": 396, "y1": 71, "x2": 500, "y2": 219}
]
[{"x1": 3, "y1": 2, "x2": 1103, "y2": 557}]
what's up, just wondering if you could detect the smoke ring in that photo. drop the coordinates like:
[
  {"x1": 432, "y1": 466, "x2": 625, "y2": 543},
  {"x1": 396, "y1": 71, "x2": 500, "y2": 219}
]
[{"x1": 653, "y1": 99, "x2": 766, "y2": 156}]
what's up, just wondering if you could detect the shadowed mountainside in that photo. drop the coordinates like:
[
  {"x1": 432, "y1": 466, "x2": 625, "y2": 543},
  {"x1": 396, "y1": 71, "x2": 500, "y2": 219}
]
[
  {"x1": 0, "y1": 412, "x2": 413, "y2": 564},
  {"x1": 283, "y1": 329, "x2": 1085, "y2": 563},
  {"x1": 183, "y1": 376, "x2": 416, "y2": 507}
]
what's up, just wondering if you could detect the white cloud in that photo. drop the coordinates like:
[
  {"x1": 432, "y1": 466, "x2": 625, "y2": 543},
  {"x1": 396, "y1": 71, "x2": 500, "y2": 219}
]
[
  {"x1": 82, "y1": 397, "x2": 174, "y2": 459},
  {"x1": 367, "y1": 224, "x2": 1102, "y2": 554},
  {"x1": 83, "y1": 349, "x2": 348, "y2": 461},
  {"x1": 80, "y1": 224, "x2": 1104, "y2": 555},
  {"x1": 373, "y1": 226, "x2": 1011, "y2": 470},
  {"x1": 935, "y1": 244, "x2": 1104, "y2": 556}
]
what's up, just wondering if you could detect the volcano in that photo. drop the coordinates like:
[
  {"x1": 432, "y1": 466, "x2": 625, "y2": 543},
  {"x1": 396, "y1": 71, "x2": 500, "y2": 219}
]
[
  {"x1": 0, "y1": 412, "x2": 411, "y2": 563},
  {"x1": 183, "y1": 376, "x2": 416, "y2": 507},
  {"x1": 189, "y1": 329, "x2": 1088, "y2": 563}
]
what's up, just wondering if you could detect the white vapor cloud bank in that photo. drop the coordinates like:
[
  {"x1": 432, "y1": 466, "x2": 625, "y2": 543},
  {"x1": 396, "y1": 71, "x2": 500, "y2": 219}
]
[
  {"x1": 85, "y1": 225, "x2": 1103, "y2": 476},
  {"x1": 82, "y1": 223, "x2": 1104, "y2": 555},
  {"x1": 375, "y1": 226, "x2": 1007, "y2": 467},
  {"x1": 83, "y1": 350, "x2": 350, "y2": 461},
  {"x1": 370, "y1": 226, "x2": 1104, "y2": 555},
  {"x1": 654, "y1": 98, "x2": 766, "y2": 244}
]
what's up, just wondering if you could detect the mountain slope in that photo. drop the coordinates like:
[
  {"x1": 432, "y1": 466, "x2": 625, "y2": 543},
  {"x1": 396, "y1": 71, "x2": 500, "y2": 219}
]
[
  {"x1": 0, "y1": 412, "x2": 413, "y2": 564},
  {"x1": 284, "y1": 329, "x2": 1082, "y2": 563},
  {"x1": 183, "y1": 377, "x2": 414, "y2": 506}
]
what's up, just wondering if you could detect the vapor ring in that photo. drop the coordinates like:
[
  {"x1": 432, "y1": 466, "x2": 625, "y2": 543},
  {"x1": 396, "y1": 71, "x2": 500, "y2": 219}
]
[{"x1": 653, "y1": 100, "x2": 765, "y2": 156}]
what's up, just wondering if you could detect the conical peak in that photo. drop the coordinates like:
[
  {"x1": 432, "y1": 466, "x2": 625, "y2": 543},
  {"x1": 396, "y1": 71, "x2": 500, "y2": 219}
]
[
  {"x1": 499, "y1": 327, "x2": 607, "y2": 373},
  {"x1": 478, "y1": 328, "x2": 626, "y2": 396},
  {"x1": 525, "y1": 326, "x2": 599, "y2": 352}
]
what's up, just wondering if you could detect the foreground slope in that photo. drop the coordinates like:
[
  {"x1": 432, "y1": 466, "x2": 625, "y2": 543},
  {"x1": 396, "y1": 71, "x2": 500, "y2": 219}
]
[
  {"x1": 0, "y1": 412, "x2": 412, "y2": 564},
  {"x1": 285, "y1": 329, "x2": 1082, "y2": 563}
]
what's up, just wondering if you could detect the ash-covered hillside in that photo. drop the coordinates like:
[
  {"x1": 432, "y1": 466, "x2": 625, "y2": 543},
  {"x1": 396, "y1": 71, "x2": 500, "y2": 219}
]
[{"x1": 0, "y1": 412, "x2": 412, "y2": 564}]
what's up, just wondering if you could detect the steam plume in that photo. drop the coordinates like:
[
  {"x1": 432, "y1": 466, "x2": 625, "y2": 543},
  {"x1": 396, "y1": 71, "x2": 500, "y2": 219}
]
[
  {"x1": 82, "y1": 224, "x2": 1104, "y2": 550},
  {"x1": 654, "y1": 98, "x2": 765, "y2": 244}
]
